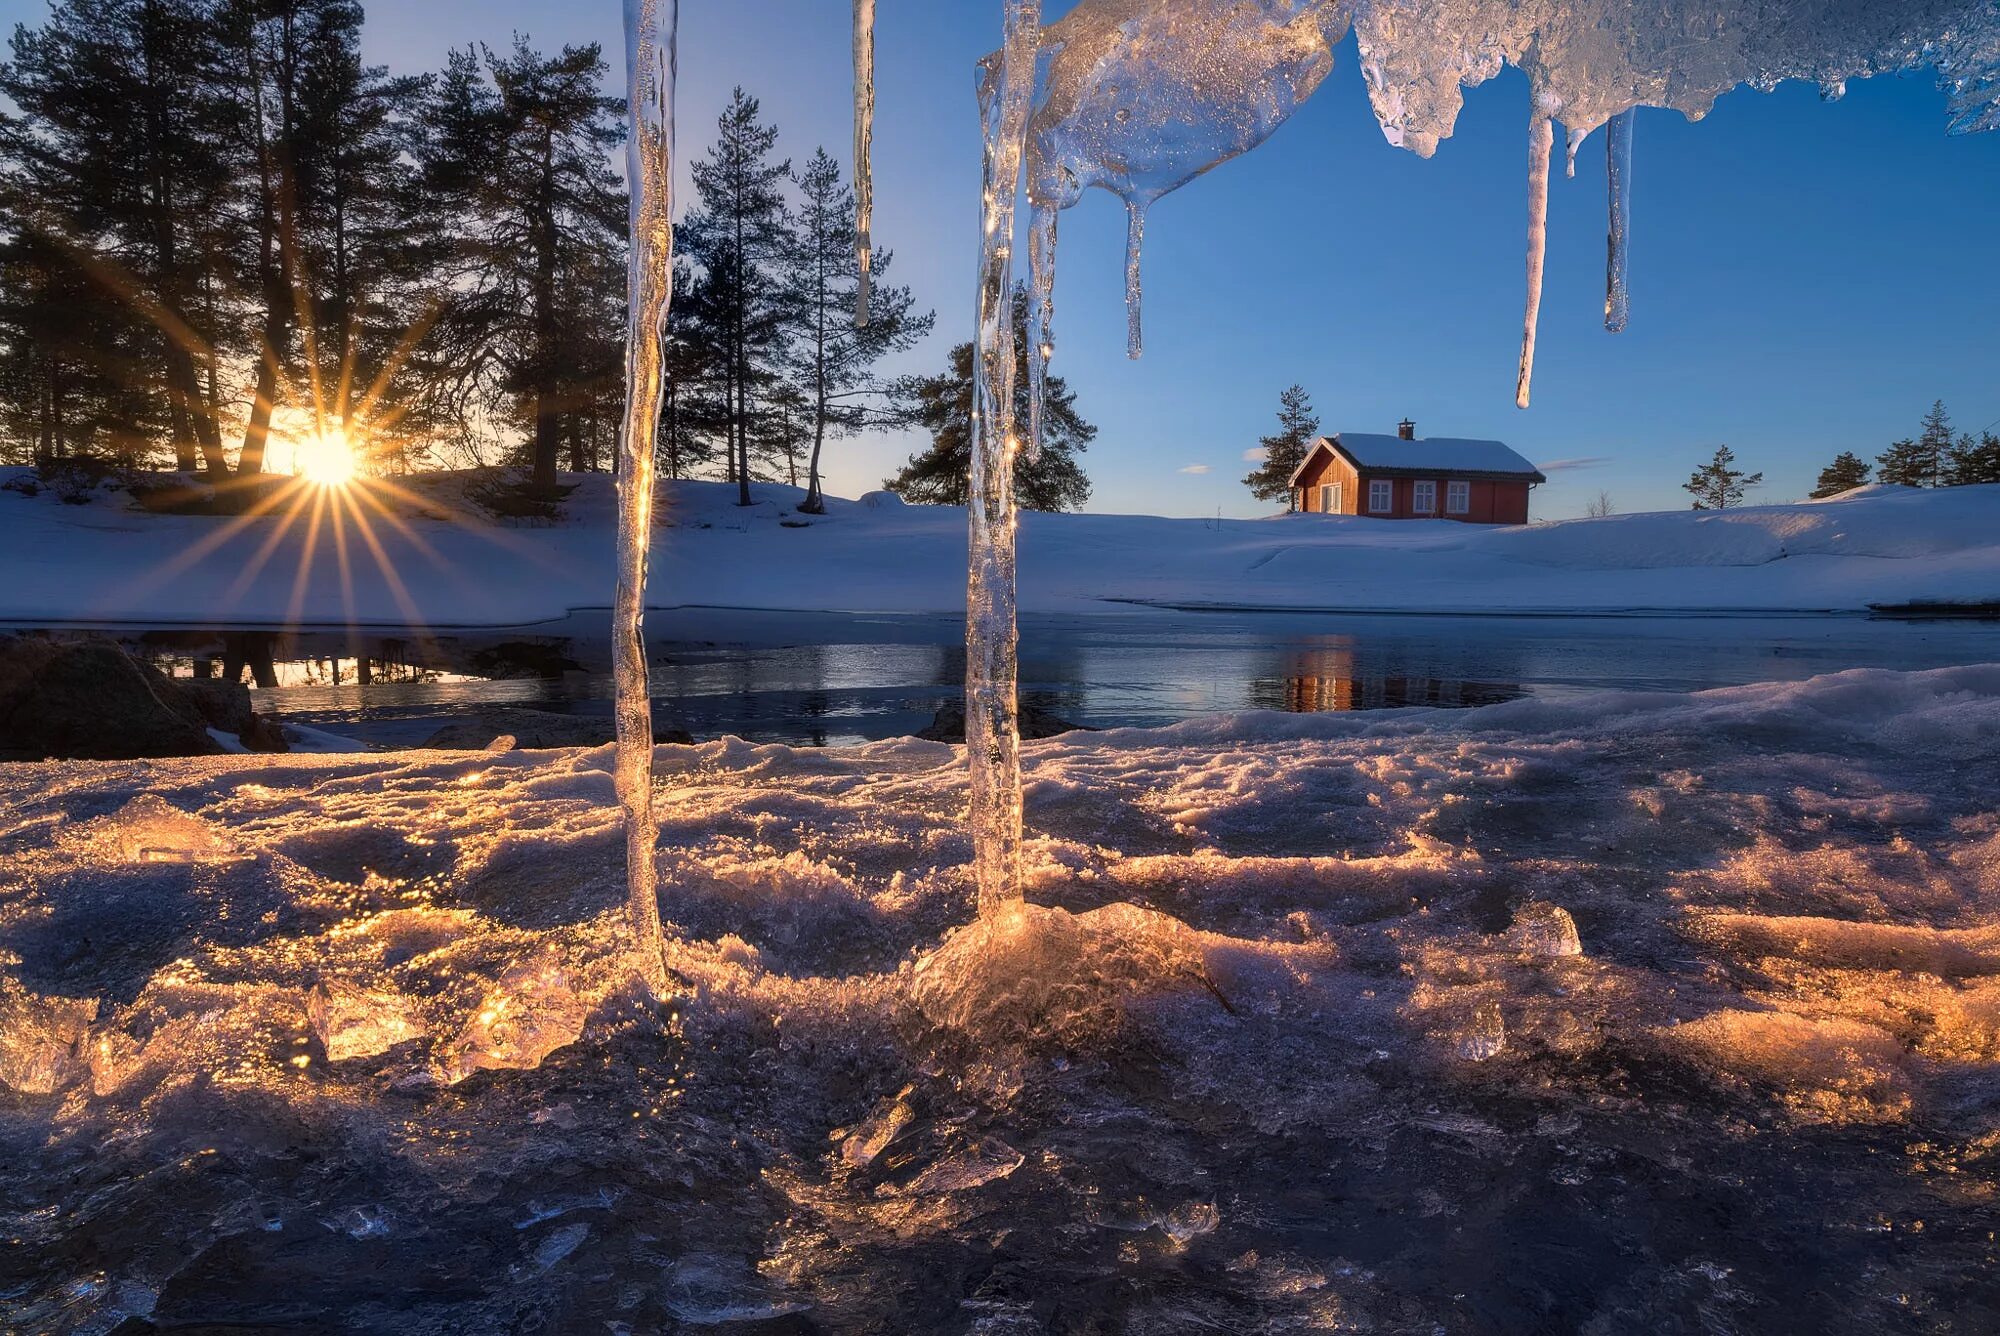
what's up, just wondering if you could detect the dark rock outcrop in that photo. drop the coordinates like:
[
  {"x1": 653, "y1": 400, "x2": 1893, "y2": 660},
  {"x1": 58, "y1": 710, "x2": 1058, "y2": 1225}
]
[
  {"x1": 421, "y1": 709, "x2": 693, "y2": 751},
  {"x1": 916, "y1": 701, "x2": 1094, "y2": 744},
  {"x1": 0, "y1": 637, "x2": 289, "y2": 761}
]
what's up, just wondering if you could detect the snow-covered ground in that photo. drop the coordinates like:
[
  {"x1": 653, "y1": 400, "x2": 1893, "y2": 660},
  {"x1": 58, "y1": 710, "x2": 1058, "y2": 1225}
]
[
  {"x1": 4, "y1": 666, "x2": 2000, "y2": 1330},
  {"x1": 4, "y1": 469, "x2": 1998, "y2": 628}
]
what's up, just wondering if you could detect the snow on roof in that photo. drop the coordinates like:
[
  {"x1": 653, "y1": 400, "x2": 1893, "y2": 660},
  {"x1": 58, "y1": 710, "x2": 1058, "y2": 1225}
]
[{"x1": 1287, "y1": 433, "x2": 1547, "y2": 486}]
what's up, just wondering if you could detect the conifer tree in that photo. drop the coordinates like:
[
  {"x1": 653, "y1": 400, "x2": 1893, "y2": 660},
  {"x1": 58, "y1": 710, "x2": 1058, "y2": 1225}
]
[
  {"x1": 1241, "y1": 384, "x2": 1319, "y2": 506},
  {"x1": 1683, "y1": 444, "x2": 1762, "y2": 510},
  {"x1": 1879, "y1": 401, "x2": 1955, "y2": 487},
  {"x1": 1810, "y1": 450, "x2": 1871, "y2": 499},
  {"x1": 681, "y1": 89, "x2": 791, "y2": 505},
  {"x1": 1945, "y1": 430, "x2": 2000, "y2": 487},
  {"x1": 413, "y1": 39, "x2": 625, "y2": 488},
  {"x1": 0, "y1": 0, "x2": 237, "y2": 474},
  {"x1": 885, "y1": 286, "x2": 1093, "y2": 513},
  {"x1": 780, "y1": 147, "x2": 931, "y2": 513}
]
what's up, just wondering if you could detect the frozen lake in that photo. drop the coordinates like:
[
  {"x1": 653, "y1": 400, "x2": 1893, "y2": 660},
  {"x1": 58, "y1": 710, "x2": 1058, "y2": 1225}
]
[{"x1": 142, "y1": 608, "x2": 2000, "y2": 747}]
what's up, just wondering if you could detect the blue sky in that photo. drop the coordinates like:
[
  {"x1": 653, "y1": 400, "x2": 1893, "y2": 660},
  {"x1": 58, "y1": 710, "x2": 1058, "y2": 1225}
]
[{"x1": 10, "y1": 0, "x2": 1998, "y2": 518}]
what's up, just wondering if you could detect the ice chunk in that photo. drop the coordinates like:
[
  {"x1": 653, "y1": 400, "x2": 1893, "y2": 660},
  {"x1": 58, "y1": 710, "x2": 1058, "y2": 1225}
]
[
  {"x1": 85, "y1": 794, "x2": 246, "y2": 865},
  {"x1": 840, "y1": 1083, "x2": 919, "y2": 1169},
  {"x1": 444, "y1": 958, "x2": 589, "y2": 1084},
  {"x1": 308, "y1": 979, "x2": 426, "y2": 1062},
  {"x1": 0, "y1": 984, "x2": 97, "y2": 1094},
  {"x1": 1452, "y1": 998, "x2": 1506, "y2": 1061},
  {"x1": 902, "y1": 1136, "x2": 1025, "y2": 1195},
  {"x1": 1508, "y1": 902, "x2": 1582, "y2": 958}
]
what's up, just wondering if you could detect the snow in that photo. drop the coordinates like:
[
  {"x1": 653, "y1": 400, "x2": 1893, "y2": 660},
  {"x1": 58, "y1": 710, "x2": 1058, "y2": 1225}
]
[
  {"x1": 1318, "y1": 431, "x2": 1545, "y2": 478},
  {"x1": 4, "y1": 664, "x2": 2000, "y2": 1326},
  {"x1": 3, "y1": 469, "x2": 1998, "y2": 627}
]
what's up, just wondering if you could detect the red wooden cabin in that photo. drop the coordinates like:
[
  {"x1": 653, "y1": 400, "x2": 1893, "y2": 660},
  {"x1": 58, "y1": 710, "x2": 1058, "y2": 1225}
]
[{"x1": 1288, "y1": 422, "x2": 1545, "y2": 525}]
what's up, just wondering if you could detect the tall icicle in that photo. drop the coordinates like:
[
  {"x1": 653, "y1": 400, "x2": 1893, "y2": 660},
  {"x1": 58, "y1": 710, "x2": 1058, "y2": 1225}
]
[
  {"x1": 1123, "y1": 202, "x2": 1146, "y2": 360},
  {"x1": 1604, "y1": 108, "x2": 1635, "y2": 334},
  {"x1": 966, "y1": 0, "x2": 1043, "y2": 915},
  {"x1": 1516, "y1": 104, "x2": 1554, "y2": 410},
  {"x1": 853, "y1": 0, "x2": 876, "y2": 327},
  {"x1": 616, "y1": 0, "x2": 676, "y2": 992},
  {"x1": 1026, "y1": 201, "x2": 1057, "y2": 463}
]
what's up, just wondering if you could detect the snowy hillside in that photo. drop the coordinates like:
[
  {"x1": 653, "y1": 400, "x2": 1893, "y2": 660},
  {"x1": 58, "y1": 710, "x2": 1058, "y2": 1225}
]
[{"x1": 2, "y1": 469, "x2": 1997, "y2": 628}]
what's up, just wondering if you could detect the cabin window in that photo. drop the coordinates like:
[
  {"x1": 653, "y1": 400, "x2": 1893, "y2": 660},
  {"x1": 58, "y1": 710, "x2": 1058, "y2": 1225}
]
[
  {"x1": 1446, "y1": 480, "x2": 1470, "y2": 514},
  {"x1": 1368, "y1": 480, "x2": 1392, "y2": 514},
  {"x1": 1412, "y1": 480, "x2": 1437, "y2": 514},
  {"x1": 1319, "y1": 483, "x2": 1341, "y2": 514}
]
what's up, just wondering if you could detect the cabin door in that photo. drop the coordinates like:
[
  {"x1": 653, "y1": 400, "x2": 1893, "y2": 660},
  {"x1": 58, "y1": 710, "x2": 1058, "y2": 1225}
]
[{"x1": 1320, "y1": 483, "x2": 1340, "y2": 514}]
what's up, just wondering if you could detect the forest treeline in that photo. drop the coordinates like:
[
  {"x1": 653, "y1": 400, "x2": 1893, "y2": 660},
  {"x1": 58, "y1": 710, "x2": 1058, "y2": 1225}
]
[{"x1": 0, "y1": 0, "x2": 1096, "y2": 511}]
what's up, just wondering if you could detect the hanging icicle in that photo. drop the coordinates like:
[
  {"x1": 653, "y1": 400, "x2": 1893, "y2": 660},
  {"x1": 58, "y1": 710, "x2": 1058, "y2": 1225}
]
[
  {"x1": 1517, "y1": 103, "x2": 1554, "y2": 410},
  {"x1": 965, "y1": 0, "x2": 1043, "y2": 915},
  {"x1": 1124, "y1": 201, "x2": 1146, "y2": 360},
  {"x1": 1605, "y1": 108, "x2": 1635, "y2": 334},
  {"x1": 1026, "y1": 201, "x2": 1058, "y2": 463},
  {"x1": 614, "y1": 0, "x2": 677, "y2": 993},
  {"x1": 853, "y1": 0, "x2": 876, "y2": 327}
]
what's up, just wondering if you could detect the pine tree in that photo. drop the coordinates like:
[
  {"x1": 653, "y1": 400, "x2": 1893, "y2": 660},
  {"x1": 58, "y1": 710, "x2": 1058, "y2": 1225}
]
[
  {"x1": 681, "y1": 89, "x2": 791, "y2": 505},
  {"x1": 1879, "y1": 401, "x2": 1955, "y2": 487},
  {"x1": 885, "y1": 286, "x2": 1093, "y2": 512},
  {"x1": 1241, "y1": 384, "x2": 1319, "y2": 506},
  {"x1": 413, "y1": 39, "x2": 625, "y2": 488},
  {"x1": 780, "y1": 147, "x2": 932, "y2": 513},
  {"x1": 1810, "y1": 450, "x2": 1871, "y2": 498},
  {"x1": 1945, "y1": 430, "x2": 2000, "y2": 487},
  {"x1": 1683, "y1": 444, "x2": 1762, "y2": 510},
  {"x1": 0, "y1": 0, "x2": 238, "y2": 474},
  {"x1": 292, "y1": 2, "x2": 427, "y2": 470}
]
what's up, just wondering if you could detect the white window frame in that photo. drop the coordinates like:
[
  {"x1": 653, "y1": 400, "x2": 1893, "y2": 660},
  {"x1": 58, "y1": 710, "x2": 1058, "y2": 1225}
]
[
  {"x1": 1412, "y1": 480, "x2": 1437, "y2": 514},
  {"x1": 1368, "y1": 479, "x2": 1393, "y2": 514},
  {"x1": 1446, "y1": 480, "x2": 1470, "y2": 515}
]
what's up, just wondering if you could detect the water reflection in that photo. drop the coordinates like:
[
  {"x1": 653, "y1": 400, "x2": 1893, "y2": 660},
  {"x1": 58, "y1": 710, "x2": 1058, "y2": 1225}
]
[
  {"x1": 9, "y1": 609, "x2": 1997, "y2": 748},
  {"x1": 1247, "y1": 644, "x2": 1525, "y2": 713}
]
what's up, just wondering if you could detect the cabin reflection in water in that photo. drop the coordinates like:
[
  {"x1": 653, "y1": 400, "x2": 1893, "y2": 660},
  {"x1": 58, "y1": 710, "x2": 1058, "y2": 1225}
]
[{"x1": 1251, "y1": 647, "x2": 1525, "y2": 714}]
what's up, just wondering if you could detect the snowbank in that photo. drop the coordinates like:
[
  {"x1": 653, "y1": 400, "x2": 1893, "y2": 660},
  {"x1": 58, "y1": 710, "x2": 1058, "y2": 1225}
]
[
  {"x1": 3, "y1": 468, "x2": 1998, "y2": 628},
  {"x1": 3, "y1": 666, "x2": 1999, "y2": 1328}
]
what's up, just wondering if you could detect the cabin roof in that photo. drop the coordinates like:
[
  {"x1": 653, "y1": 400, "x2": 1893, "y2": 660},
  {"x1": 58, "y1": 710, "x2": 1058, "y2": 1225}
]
[{"x1": 1288, "y1": 433, "x2": 1548, "y2": 487}]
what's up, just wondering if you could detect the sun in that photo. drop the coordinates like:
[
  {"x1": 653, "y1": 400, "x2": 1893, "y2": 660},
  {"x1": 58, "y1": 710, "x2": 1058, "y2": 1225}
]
[{"x1": 294, "y1": 426, "x2": 358, "y2": 487}]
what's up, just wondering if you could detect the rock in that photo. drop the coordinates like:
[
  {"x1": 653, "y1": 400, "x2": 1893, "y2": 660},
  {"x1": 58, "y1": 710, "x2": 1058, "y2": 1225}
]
[
  {"x1": 181, "y1": 678, "x2": 289, "y2": 753},
  {"x1": 421, "y1": 709, "x2": 692, "y2": 751},
  {"x1": 916, "y1": 701, "x2": 1094, "y2": 744},
  {"x1": 0, "y1": 637, "x2": 219, "y2": 760},
  {"x1": 0, "y1": 636, "x2": 288, "y2": 760}
]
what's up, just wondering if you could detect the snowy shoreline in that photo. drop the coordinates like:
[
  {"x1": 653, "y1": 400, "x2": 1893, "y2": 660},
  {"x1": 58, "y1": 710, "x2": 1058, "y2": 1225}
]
[{"x1": 4, "y1": 469, "x2": 1999, "y2": 630}]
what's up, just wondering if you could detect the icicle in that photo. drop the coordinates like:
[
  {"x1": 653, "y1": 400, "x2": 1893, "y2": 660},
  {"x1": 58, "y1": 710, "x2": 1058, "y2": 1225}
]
[
  {"x1": 1123, "y1": 200, "x2": 1146, "y2": 360},
  {"x1": 615, "y1": 0, "x2": 677, "y2": 992},
  {"x1": 965, "y1": 0, "x2": 1043, "y2": 914},
  {"x1": 1026, "y1": 201, "x2": 1057, "y2": 464},
  {"x1": 1604, "y1": 108, "x2": 1634, "y2": 334},
  {"x1": 1517, "y1": 105, "x2": 1553, "y2": 410},
  {"x1": 853, "y1": 0, "x2": 876, "y2": 327}
]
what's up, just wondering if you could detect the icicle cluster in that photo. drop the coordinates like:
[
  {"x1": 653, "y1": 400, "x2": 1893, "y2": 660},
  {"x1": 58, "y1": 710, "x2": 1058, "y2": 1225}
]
[
  {"x1": 999, "y1": 0, "x2": 1999, "y2": 411},
  {"x1": 615, "y1": 0, "x2": 677, "y2": 990}
]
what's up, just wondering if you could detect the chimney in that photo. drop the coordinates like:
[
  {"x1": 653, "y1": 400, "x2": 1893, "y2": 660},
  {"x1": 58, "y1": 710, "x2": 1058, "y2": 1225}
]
[{"x1": 1397, "y1": 418, "x2": 1416, "y2": 441}]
